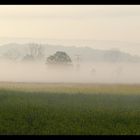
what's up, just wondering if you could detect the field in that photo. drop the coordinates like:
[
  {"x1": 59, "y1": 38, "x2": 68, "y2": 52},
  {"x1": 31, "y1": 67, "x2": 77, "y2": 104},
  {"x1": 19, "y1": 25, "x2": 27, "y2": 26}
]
[{"x1": 0, "y1": 82, "x2": 140, "y2": 135}]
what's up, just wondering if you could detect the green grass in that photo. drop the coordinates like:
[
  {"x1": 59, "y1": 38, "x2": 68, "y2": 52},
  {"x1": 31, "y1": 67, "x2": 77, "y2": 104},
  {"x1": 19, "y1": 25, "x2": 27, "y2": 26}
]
[{"x1": 0, "y1": 82, "x2": 140, "y2": 135}]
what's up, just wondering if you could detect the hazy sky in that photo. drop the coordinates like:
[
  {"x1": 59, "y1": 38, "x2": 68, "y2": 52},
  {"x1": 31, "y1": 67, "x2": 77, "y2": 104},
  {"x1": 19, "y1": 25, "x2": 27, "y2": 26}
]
[{"x1": 0, "y1": 5, "x2": 140, "y2": 43}]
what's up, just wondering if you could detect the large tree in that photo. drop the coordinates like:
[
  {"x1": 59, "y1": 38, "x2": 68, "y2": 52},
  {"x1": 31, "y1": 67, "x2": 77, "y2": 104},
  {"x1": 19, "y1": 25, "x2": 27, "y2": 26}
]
[{"x1": 46, "y1": 51, "x2": 73, "y2": 67}]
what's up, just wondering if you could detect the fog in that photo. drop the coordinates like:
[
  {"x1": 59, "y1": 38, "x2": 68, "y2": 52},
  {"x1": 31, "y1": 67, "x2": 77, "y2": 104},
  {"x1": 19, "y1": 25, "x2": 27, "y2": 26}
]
[{"x1": 0, "y1": 59, "x2": 140, "y2": 84}]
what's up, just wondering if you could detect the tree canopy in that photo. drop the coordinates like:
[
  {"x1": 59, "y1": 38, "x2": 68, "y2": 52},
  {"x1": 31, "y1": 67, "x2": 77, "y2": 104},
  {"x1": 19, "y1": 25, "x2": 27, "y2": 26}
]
[{"x1": 46, "y1": 51, "x2": 73, "y2": 66}]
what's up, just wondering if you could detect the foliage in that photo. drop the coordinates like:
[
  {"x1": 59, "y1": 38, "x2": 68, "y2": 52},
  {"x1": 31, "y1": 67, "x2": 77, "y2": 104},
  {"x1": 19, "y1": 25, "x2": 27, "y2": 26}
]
[{"x1": 46, "y1": 51, "x2": 72, "y2": 66}]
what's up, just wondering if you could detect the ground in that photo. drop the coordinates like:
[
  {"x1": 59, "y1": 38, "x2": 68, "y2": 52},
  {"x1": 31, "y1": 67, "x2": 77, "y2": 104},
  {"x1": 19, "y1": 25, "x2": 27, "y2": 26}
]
[{"x1": 0, "y1": 82, "x2": 139, "y2": 135}]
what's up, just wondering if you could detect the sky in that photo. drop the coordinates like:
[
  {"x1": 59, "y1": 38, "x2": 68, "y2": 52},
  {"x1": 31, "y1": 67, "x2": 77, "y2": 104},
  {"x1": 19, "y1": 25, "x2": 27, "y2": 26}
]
[
  {"x1": 1, "y1": 5, "x2": 140, "y2": 83},
  {"x1": 0, "y1": 5, "x2": 140, "y2": 43}
]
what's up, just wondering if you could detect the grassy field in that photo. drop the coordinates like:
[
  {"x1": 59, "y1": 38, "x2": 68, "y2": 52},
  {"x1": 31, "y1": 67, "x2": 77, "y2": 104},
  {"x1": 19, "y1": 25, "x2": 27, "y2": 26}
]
[{"x1": 0, "y1": 82, "x2": 140, "y2": 135}]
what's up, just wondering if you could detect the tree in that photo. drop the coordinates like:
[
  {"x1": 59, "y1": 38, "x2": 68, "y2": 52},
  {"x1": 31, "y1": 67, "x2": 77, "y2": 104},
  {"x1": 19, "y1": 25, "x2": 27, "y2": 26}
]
[
  {"x1": 46, "y1": 51, "x2": 73, "y2": 67},
  {"x1": 22, "y1": 43, "x2": 44, "y2": 62}
]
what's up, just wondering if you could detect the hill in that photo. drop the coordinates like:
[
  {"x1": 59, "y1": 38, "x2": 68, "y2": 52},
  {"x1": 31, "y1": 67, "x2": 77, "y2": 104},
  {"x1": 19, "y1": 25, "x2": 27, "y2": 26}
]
[{"x1": 0, "y1": 43, "x2": 140, "y2": 63}]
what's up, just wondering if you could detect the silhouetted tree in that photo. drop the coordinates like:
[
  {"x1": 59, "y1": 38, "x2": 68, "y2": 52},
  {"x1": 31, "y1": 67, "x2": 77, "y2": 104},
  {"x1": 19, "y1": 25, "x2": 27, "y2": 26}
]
[{"x1": 46, "y1": 51, "x2": 73, "y2": 67}]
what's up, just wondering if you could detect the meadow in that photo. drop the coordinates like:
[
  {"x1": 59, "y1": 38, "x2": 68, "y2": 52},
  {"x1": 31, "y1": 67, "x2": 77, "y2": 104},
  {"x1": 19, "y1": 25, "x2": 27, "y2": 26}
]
[{"x1": 0, "y1": 82, "x2": 140, "y2": 135}]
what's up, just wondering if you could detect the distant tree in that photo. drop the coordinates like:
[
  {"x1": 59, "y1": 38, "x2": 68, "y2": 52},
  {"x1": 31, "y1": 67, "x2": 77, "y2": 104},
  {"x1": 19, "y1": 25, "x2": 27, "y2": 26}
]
[
  {"x1": 22, "y1": 43, "x2": 44, "y2": 62},
  {"x1": 46, "y1": 51, "x2": 73, "y2": 67}
]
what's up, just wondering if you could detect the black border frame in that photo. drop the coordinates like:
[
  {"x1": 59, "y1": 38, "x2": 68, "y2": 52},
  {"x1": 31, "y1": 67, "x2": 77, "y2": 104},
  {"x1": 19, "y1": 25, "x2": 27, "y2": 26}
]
[{"x1": 0, "y1": 1, "x2": 139, "y2": 139}]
